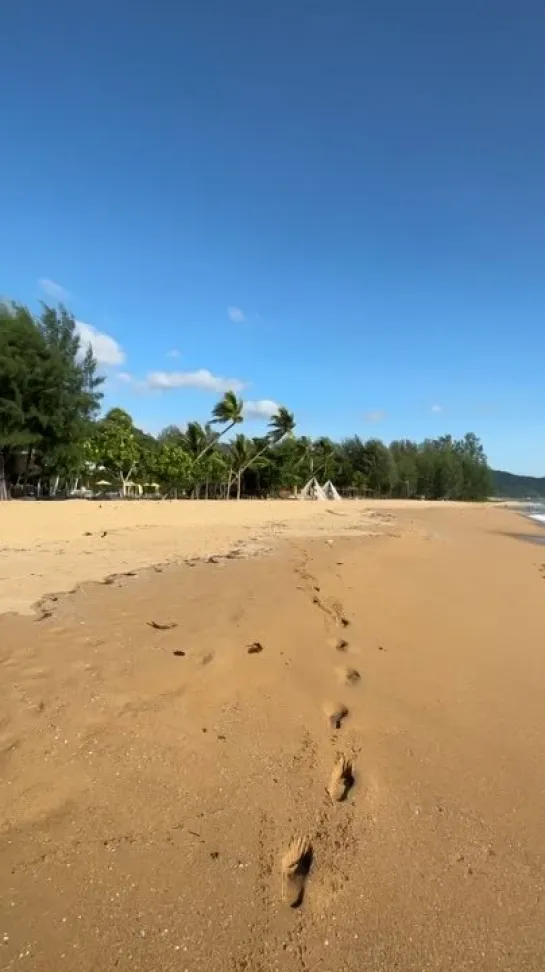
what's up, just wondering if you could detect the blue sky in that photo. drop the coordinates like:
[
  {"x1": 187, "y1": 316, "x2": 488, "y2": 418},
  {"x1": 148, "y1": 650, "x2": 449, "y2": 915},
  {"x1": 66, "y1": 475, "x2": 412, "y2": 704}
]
[{"x1": 2, "y1": 1, "x2": 545, "y2": 474}]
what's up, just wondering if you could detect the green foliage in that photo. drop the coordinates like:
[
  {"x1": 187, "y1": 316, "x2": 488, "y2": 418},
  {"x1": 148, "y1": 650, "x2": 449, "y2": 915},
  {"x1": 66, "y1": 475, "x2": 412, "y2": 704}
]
[
  {"x1": 312, "y1": 437, "x2": 340, "y2": 482},
  {"x1": 0, "y1": 301, "x2": 103, "y2": 498},
  {"x1": 192, "y1": 391, "x2": 245, "y2": 462},
  {"x1": 197, "y1": 450, "x2": 228, "y2": 487},
  {"x1": 265, "y1": 437, "x2": 307, "y2": 491},
  {"x1": 155, "y1": 443, "x2": 193, "y2": 493},
  {"x1": 87, "y1": 408, "x2": 141, "y2": 493},
  {"x1": 228, "y1": 434, "x2": 254, "y2": 469},
  {"x1": 227, "y1": 433, "x2": 269, "y2": 499},
  {"x1": 211, "y1": 390, "x2": 244, "y2": 427},
  {"x1": 410, "y1": 434, "x2": 492, "y2": 501},
  {"x1": 158, "y1": 424, "x2": 185, "y2": 446},
  {"x1": 389, "y1": 440, "x2": 418, "y2": 497},
  {"x1": 184, "y1": 421, "x2": 213, "y2": 457},
  {"x1": 268, "y1": 406, "x2": 295, "y2": 442},
  {"x1": 361, "y1": 438, "x2": 397, "y2": 495},
  {"x1": 0, "y1": 303, "x2": 48, "y2": 451}
]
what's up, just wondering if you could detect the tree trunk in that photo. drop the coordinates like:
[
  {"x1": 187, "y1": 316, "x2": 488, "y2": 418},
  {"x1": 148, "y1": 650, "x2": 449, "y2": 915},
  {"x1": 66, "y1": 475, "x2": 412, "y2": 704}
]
[
  {"x1": 119, "y1": 464, "x2": 135, "y2": 498},
  {"x1": 23, "y1": 448, "x2": 32, "y2": 486},
  {"x1": 239, "y1": 439, "x2": 272, "y2": 481},
  {"x1": 196, "y1": 420, "x2": 235, "y2": 462},
  {"x1": 0, "y1": 450, "x2": 8, "y2": 500},
  {"x1": 226, "y1": 466, "x2": 233, "y2": 499},
  {"x1": 236, "y1": 473, "x2": 242, "y2": 500}
]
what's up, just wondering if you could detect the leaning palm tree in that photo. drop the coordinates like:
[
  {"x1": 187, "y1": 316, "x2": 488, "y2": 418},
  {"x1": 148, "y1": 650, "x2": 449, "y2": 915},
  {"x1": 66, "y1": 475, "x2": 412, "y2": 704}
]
[
  {"x1": 268, "y1": 406, "x2": 296, "y2": 443},
  {"x1": 227, "y1": 434, "x2": 255, "y2": 499},
  {"x1": 296, "y1": 435, "x2": 314, "y2": 478},
  {"x1": 197, "y1": 390, "x2": 244, "y2": 460},
  {"x1": 181, "y1": 422, "x2": 216, "y2": 498},
  {"x1": 238, "y1": 406, "x2": 296, "y2": 486}
]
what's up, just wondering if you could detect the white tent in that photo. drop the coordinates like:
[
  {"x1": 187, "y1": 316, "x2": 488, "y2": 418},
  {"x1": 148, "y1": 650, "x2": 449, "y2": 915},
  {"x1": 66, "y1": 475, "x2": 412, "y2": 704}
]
[
  {"x1": 299, "y1": 477, "x2": 328, "y2": 501},
  {"x1": 323, "y1": 480, "x2": 342, "y2": 501}
]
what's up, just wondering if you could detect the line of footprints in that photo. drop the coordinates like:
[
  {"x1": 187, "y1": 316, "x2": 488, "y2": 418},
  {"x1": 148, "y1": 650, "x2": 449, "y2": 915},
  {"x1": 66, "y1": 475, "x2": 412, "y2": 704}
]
[
  {"x1": 281, "y1": 621, "x2": 358, "y2": 908},
  {"x1": 281, "y1": 754, "x2": 353, "y2": 908}
]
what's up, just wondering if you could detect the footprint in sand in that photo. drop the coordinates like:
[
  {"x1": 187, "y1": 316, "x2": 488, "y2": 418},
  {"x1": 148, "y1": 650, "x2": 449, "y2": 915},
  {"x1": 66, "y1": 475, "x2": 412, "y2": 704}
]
[
  {"x1": 327, "y1": 755, "x2": 354, "y2": 802},
  {"x1": 323, "y1": 701, "x2": 349, "y2": 730},
  {"x1": 330, "y1": 637, "x2": 349, "y2": 652},
  {"x1": 337, "y1": 666, "x2": 361, "y2": 686},
  {"x1": 281, "y1": 835, "x2": 313, "y2": 907}
]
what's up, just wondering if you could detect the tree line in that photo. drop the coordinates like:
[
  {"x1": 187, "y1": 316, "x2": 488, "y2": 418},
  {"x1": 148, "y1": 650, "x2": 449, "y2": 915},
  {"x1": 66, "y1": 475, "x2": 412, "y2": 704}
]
[{"x1": 0, "y1": 302, "x2": 492, "y2": 501}]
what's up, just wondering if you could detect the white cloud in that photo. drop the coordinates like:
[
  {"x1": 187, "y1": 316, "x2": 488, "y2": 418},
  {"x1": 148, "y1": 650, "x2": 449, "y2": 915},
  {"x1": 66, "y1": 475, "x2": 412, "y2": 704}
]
[
  {"x1": 431, "y1": 404, "x2": 443, "y2": 413},
  {"x1": 244, "y1": 399, "x2": 279, "y2": 419},
  {"x1": 167, "y1": 349, "x2": 180, "y2": 358},
  {"x1": 364, "y1": 409, "x2": 386, "y2": 423},
  {"x1": 39, "y1": 278, "x2": 70, "y2": 301},
  {"x1": 145, "y1": 369, "x2": 246, "y2": 394},
  {"x1": 116, "y1": 371, "x2": 133, "y2": 383},
  {"x1": 75, "y1": 321, "x2": 126, "y2": 366},
  {"x1": 227, "y1": 305, "x2": 246, "y2": 323}
]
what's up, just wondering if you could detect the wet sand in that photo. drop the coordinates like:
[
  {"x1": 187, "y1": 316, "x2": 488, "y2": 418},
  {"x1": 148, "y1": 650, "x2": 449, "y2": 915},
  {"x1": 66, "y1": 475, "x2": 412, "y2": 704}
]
[{"x1": 1, "y1": 502, "x2": 545, "y2": 970}]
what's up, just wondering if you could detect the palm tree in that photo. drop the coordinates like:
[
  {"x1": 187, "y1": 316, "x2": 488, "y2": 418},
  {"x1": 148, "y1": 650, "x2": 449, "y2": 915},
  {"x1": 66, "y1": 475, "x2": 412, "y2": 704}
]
[
  {"x1": 227, "y1": 434, "x2": 255, "y2": 499},
  {"x1": 312, "y1": 436, "x2": 338, "y2": 481},
  {"x1": 199, "y1": 449, "x2": 228, "y2": 499},
  {"x1": 237, "y1": 406, "x2": 295, "y2": 488},
  {"x1": 183, "y1": 421, "x2": 210, "y2": 458},
  {"x1": 197, "y1": 391, "x2": 244, "y2": 461},
  {"x1": 268, "y1": 406, "x2": 296, "y2": 443},
  {"x1": 180, "y1": 422, "x2": 214, "y2": 498}
]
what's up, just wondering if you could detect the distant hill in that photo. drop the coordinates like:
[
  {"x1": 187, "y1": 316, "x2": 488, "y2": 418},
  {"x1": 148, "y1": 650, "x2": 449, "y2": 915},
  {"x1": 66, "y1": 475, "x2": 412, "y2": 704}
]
[{"x1": 492, "y1": 469, "x2": 545, "y2": 500}]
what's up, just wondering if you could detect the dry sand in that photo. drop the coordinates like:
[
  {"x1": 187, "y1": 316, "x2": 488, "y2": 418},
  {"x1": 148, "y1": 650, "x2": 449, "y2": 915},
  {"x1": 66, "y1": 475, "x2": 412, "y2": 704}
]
[{"x1": 1, "y1": 500, "x2": 545, "y2": 970}]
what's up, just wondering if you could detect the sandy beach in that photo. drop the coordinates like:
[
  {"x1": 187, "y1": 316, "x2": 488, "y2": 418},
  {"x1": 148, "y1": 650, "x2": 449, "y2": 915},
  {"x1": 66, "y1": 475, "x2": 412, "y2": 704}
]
[
  {"x1": 0, "y1": 497, "x2": 439, "y2": 616},
  {"x1": 1, "y1": 500, "x2": 545, "y2": 970}
]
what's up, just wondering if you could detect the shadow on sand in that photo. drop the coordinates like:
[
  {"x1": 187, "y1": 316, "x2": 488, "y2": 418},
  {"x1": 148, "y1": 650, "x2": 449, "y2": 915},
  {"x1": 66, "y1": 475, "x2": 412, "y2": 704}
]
[{"x1": 495, "y1": 529, "x2": 545, "y2": 547}]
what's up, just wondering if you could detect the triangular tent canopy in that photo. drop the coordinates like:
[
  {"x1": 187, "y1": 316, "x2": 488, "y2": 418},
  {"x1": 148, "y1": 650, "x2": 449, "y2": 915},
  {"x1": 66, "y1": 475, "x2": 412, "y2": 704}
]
[
  {"x1": 323, "y1": 480, "x2": 342, "y2": 501},
  {"x1": 299, "y1": 477, "x2": 328, "y2": 501}
]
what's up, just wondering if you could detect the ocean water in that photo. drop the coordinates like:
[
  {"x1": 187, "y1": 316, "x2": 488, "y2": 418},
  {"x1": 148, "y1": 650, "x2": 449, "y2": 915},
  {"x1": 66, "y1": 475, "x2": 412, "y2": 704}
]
[
  {"x1": 513, "y1": 502, "x2": 545, "y2": 527},
  {"x1": 504, "y1": 502, "x2": 545, "y2": 545}
]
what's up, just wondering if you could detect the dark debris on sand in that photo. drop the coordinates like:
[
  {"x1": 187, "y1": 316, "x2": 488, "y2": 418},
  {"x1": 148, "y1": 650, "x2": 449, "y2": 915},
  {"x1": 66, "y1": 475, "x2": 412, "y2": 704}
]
[{"x1": 247, "y1": 641, "x2": 264, "y2": 654}]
